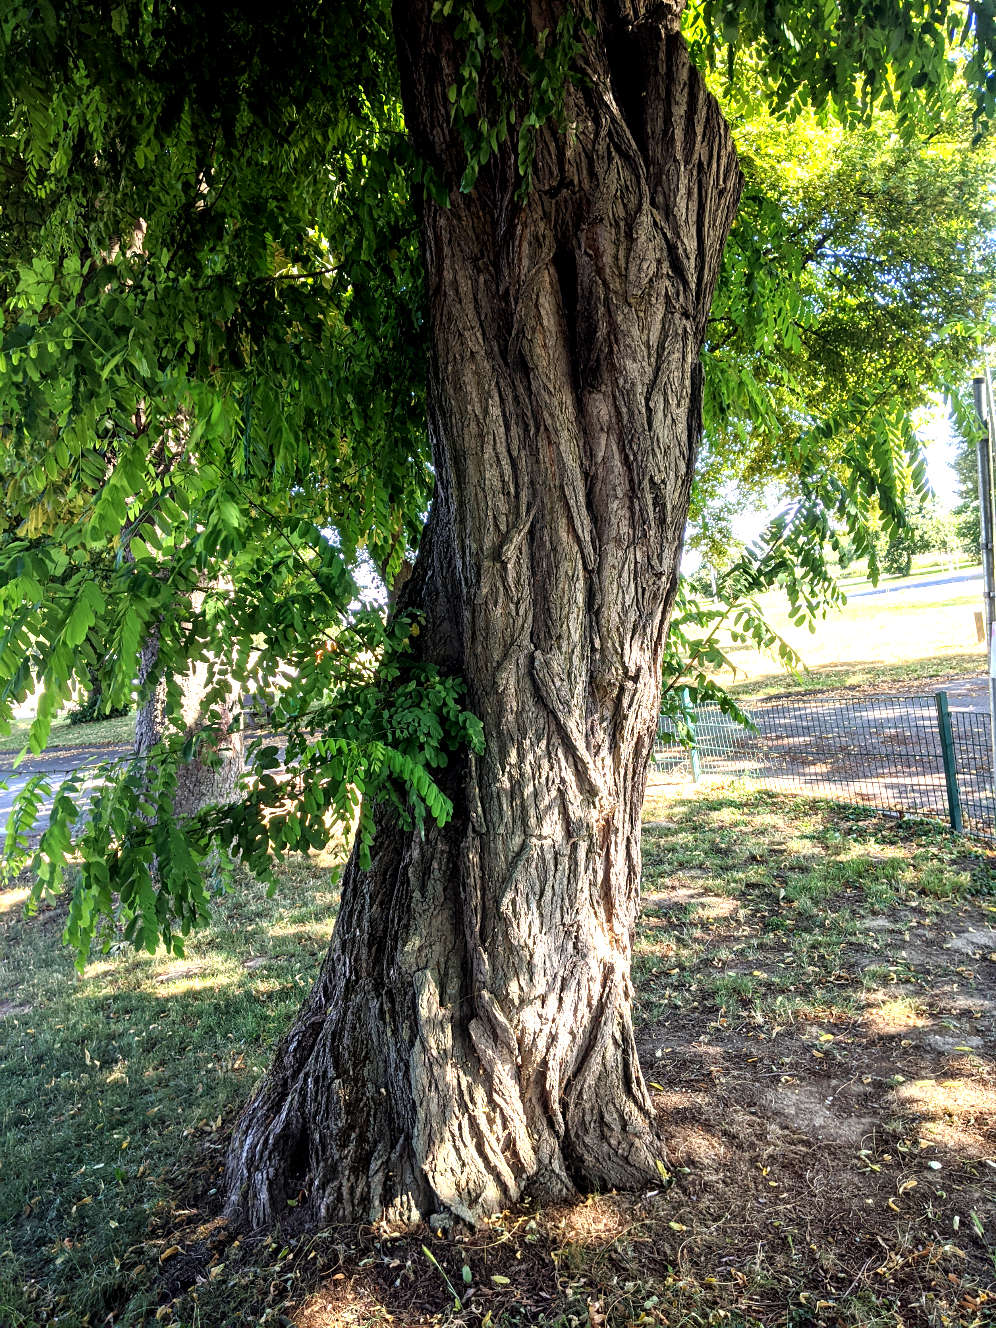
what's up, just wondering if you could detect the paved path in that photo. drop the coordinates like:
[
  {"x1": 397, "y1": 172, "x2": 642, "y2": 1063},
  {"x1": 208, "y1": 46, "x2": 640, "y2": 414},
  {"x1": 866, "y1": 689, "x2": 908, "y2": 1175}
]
[
  {"x1": 0, "y1": 747, "x2": 130, "y2": 837},
  {"x1": 848, "y1": 570, "x2": 982, "y2": 601},
  {"x1": 943, "y1": 677, "x2": 990, "y2": 715},
  {"x1": 0, "y1": 744, "x2": 131, "y2": 777},
  {"x1": 0, "y1": 769, "x2": 108, "y2": 832}
]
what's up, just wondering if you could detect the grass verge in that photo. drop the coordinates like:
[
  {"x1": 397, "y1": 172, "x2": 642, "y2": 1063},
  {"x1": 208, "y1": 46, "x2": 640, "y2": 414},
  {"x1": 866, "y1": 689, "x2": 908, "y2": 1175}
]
[
  {"x1": 706, "y1": 568, "x2": 985, "y2": 702},
  {"x1": 0, "y1": 711, "x2": 136, "y2": 756},
  {"x1": 1, "y1": 788, "x2": 994, "y2": 1326},
  {"x1": 725, "y1": 651, "x2": 986, "y2": 703}
]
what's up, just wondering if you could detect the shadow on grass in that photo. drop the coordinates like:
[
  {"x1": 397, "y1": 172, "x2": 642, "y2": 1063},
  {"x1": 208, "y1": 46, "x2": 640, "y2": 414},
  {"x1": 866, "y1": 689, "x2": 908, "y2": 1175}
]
[{"x1": 1, "y1": 790, "x2": 994, "y2": 1327}]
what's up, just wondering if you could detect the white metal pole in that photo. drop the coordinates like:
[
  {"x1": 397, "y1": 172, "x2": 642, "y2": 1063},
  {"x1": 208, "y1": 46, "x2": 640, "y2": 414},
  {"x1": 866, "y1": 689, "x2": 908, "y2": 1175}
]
[{"x1": 975, "y1": 365, "x2": 996, "y2": 793}]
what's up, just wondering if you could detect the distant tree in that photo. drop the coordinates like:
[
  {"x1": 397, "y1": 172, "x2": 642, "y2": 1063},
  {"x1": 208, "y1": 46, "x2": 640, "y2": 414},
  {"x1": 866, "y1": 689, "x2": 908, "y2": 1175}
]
[
  {"x1": 953, "y1": 390, "x2": 986, "y2": 560},
  {"x1": 882, "y1": 513, "x2": 927, "y2": 577},
  {"x1": 676, "y1": 97, "x2": 995, "y2": 693}
]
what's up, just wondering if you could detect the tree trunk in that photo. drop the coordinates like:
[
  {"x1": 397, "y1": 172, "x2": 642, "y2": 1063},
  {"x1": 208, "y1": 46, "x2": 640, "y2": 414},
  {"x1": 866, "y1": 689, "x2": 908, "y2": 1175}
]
[
  {"x1": 225, "y1": 1, "x2": 741, "y2": 1229},
  {"x1": 135, "y1": 618, "x2": 245, "y2": 817}
]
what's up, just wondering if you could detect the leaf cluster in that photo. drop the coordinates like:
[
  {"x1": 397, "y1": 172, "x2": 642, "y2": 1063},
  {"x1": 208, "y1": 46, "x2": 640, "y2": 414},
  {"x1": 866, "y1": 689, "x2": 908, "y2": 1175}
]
[
  {"x1": 685, "y1": 0, "x2": 996, "y2": 136},
  {"x1": 682, "y1": 84, "x2": 995, "y2": 689}
]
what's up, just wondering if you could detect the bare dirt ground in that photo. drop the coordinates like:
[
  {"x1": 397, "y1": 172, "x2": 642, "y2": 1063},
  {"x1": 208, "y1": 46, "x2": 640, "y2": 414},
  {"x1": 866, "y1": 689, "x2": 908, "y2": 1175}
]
[{"x1": 627, "y1": 891, "x2": 996, "y2": 1325}]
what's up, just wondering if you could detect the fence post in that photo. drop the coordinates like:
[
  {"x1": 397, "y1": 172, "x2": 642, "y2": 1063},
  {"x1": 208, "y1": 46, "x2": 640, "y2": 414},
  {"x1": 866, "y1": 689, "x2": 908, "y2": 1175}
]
[
  {"x1": 934, "y1": 691, "x2": 964, "y2": 833},
  {"x1": 681, "y1": 688, "x2": 701, "y2": 783}
]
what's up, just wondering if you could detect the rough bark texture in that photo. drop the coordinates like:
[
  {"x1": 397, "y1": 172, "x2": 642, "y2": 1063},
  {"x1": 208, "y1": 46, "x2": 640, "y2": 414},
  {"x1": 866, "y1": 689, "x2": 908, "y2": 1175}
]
[{"x1": 225, "y1": 0, "x2": 741, "y2": 1228}]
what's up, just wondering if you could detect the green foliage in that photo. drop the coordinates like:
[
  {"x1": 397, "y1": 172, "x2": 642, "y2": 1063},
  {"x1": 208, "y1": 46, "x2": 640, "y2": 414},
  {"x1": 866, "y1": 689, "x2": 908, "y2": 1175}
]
[
  {"x1": 685, "y1": 0, "x2": 996, "y2": 135},
  {"x1": 951, "y1": 380, "x2": 989, "y2": 558},
  {"x1": 875, "y1": 493, "x2": 960, "y2": 575},
  {"x1": 1, "y1": 0, "x2": 994, "y2": 965},
  {"x1": 0, "y1": 1, "x2": 428, "y2": 554},
  {"x1": 432, "y1": 0, "x2": 583, "y2": 195},
  {"x1": 664, "y1": 494, "x2": 846, "y2": 725},
  {"x1": 0, "y1": 1, "x2": 473, "y2": 963},
  {"x1": 7, "y1": 523, "x2": 482, "y2": 967},
  {"x1": 66, "y1": 691, "x2": 130, "y2": 727},
  {"x1": 696, "y1": 93, "x2": 995, "y2": 559},
  {"x1": 686, "y1": 79, "x2": 995, "y2": 689}
]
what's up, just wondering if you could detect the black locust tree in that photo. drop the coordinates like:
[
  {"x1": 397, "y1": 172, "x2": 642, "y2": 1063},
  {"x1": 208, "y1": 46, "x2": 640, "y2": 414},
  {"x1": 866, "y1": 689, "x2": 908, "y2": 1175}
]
[{"x1": 1, "y1": 0, "x2": 993, "y2": 1228}]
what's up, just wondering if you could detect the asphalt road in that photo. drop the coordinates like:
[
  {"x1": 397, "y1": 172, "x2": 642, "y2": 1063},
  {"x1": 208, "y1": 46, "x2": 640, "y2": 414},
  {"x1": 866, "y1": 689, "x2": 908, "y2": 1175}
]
[
  {"x1": 848, "y1": 569, "x2": 983, "y2": 601},
  {"x1": 0, "y1": 770, "x2": 109, "y2": 836},
  {"x1": 0, "y1": 747, "x2": 130, "y2": 837}
]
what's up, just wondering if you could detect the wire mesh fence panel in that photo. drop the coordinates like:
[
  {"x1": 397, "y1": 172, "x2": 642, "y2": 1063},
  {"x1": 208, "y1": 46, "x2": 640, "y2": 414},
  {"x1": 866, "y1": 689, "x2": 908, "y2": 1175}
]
[
  {"x1": 653, "y1": 691, "x2": 995, "y2": 843},
  {"x1": 950, "y1": 708, "x2": 996, "y2": 840},
  {"x1": 752, "y1": 696, "x2": 950, "y2": 823},
  {"x1": 654, "y1": 706, "x2": 760, "y2": 779}
]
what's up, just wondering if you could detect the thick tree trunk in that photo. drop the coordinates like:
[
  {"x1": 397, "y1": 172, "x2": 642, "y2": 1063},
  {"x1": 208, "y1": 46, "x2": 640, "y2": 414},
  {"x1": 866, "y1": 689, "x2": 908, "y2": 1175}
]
[{"x1": 225, "y1": 1, "x2": 741, "y2": 1228}]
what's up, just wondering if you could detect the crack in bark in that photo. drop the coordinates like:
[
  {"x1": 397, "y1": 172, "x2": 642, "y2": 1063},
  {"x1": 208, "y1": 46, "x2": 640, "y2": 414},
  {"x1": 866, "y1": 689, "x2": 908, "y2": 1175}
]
[{"x1": 530, "y1": 649, "x2": 612, "y2": 806}]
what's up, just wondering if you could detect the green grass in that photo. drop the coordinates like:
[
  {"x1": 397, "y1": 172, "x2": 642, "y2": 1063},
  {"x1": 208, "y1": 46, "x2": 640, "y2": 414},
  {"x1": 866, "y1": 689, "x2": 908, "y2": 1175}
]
[
  {"x1": 2, "y1": 790, "x2": 995, "y2": 1327},
  {"x1": 725, "y1": 650, "x2": 984, "y2": 702},
  {"x1": 0, "y1": 710, "x2": 136, "y2": 754},
  {"x1": 637, "y1": 785, "x2": 993, "y2": 1030},
  {"x1": 0, "y1": 852, "x2": 341, "y2": 1328},
  {"x1": 705, "y1": 561, "x2": 985, "y2": 701},
  {"x1": 836, "y1": 554, "x2": 979, "y2": 590}
]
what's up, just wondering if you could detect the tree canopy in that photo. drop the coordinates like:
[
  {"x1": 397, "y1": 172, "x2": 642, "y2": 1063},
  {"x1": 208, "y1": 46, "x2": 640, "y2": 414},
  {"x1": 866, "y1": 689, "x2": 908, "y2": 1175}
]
[
  {"x1": 661, "y1": 83, "x2": 996, "y2": 709},
  {"x1": 2, "y1": 0, "x2": 995, "y2": 962},
  {"x1": 699, "y1": 88, "x2": 995, "y2": 549}
]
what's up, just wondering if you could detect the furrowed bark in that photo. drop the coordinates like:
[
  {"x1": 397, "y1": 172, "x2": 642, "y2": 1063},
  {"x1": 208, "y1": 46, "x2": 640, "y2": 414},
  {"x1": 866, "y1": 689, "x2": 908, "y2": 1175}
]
[{"x1": 225, "y1": 0, "x2": 741, "y2": 1228}]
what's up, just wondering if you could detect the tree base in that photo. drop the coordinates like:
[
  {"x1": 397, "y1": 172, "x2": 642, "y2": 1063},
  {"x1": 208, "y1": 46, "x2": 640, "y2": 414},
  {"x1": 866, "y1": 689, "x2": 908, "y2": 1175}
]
[{"x1": 224, "y1": 832, "x2": 664, "y2": 1231}]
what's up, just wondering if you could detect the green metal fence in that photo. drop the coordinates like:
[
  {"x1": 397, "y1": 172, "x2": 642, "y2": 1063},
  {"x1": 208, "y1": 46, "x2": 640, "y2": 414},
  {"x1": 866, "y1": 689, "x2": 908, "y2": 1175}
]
[{"x1": 653, "y1": 690, "x2": 996, "y2": 842}]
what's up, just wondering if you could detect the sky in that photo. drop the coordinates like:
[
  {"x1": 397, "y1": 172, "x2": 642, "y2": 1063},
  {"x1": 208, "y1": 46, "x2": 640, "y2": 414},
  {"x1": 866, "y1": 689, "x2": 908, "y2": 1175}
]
[{"x1": 917, "y1": 397, "x2": 961, "y2": 511}]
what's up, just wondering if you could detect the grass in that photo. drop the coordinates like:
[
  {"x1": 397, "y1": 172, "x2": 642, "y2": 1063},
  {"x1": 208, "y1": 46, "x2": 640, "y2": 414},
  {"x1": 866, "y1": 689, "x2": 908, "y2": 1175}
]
[
  {"x1": 700, "y1": 560, "x2": 986, "y2": 702},
  {"x1": 725, "y1": 650, "x2": 987, "y2": 702},
  {"x1": 2, "y1": 788, "x2": 996, "y2": 1326},
  {"x1": 0, "y1": 849, "x2": 342, "y2": 1328},
  {"x1": 836, "y1": 553, "x2": 979, "y2": 590},
  {"x1": 0, "y1": 711, "x2": 136, "y2": 756}
]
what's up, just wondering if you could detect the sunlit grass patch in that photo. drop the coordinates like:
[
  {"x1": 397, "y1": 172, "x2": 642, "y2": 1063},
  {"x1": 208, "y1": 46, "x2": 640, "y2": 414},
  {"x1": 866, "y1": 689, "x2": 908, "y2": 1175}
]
[
  {"x1": 0, "y1": 883, "x2": 30, "y2": 914},
  {"x1": 636, "y1": 785, "x2": 995, "y2": 1033},
  {"x1": 0, "y1": 710, "x2": 137, "y2": 753}
]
